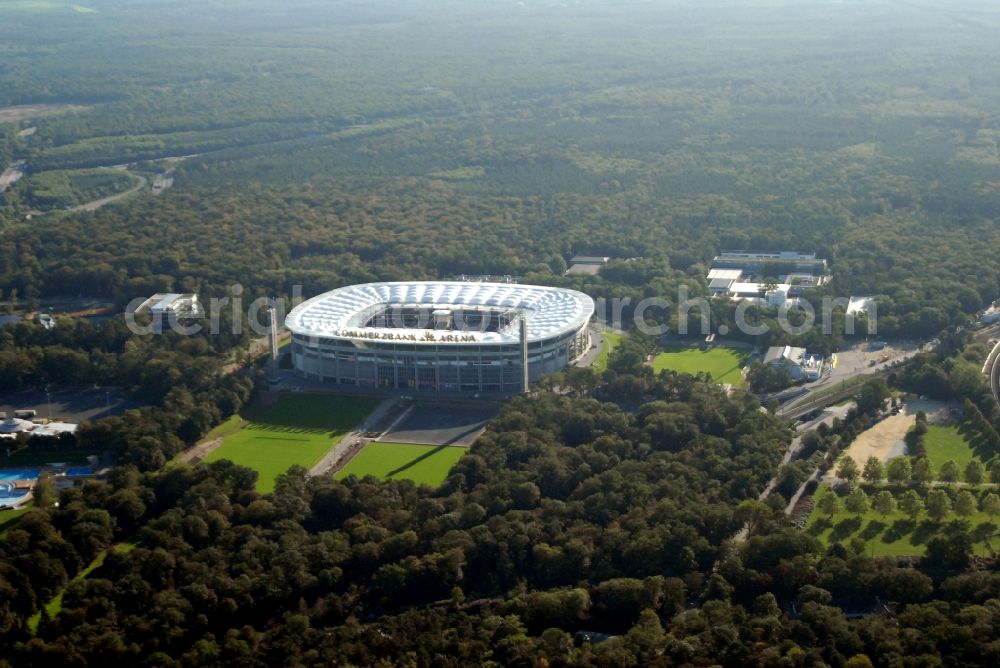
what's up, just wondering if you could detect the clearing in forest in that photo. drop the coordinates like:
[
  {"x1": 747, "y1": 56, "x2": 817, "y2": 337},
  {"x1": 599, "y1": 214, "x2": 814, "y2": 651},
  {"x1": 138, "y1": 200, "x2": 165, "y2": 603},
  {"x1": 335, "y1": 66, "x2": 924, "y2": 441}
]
[
  {"x1": 204, "y1": 394, "x2": 381, "y2": 493},
  {"x1": 651, "y1": 346, "x2": 749, "y2": 387}
]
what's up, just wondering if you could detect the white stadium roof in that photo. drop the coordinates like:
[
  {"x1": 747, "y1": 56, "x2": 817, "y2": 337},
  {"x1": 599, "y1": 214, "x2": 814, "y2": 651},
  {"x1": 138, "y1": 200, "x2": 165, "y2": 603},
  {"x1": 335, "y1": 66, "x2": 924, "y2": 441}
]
[{"x1": 286, "y1": 281, "x2": 595, "y2": 345}]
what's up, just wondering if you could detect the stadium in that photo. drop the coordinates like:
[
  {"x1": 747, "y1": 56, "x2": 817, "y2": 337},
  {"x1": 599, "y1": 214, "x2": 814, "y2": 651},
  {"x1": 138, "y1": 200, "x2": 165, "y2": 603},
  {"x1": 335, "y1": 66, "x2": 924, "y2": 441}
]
[{"x1": 285, "y1": 281, "x2": 595, "y2": 393}]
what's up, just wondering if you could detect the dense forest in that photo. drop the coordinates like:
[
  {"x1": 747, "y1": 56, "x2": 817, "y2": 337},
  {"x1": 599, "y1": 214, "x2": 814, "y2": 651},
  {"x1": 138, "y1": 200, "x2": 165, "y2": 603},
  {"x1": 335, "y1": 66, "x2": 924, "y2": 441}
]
[
  {"x1": 1, "y1": 0, "x2": 1000, "y2": 664},
  {"x1": 0, "y1": 0, "x2": 999, "y2": 342},
  {"x1": 2, "y1": 357, "x2": 1000, "y2": 666}
]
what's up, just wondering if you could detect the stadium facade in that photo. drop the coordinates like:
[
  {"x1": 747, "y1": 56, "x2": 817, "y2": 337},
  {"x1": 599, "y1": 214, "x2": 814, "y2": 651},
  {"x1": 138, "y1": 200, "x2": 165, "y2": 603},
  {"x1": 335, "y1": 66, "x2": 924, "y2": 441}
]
[{"x1": 285, "y1": 281, "x2": 595, "y2": 393}]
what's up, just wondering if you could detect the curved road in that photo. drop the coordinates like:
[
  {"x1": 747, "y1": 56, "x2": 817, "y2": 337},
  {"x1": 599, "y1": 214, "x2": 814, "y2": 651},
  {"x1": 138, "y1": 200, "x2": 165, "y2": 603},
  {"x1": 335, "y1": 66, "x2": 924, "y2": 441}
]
[{"x1": 67, "y1": 174, "x2": 147, "y2": 212}]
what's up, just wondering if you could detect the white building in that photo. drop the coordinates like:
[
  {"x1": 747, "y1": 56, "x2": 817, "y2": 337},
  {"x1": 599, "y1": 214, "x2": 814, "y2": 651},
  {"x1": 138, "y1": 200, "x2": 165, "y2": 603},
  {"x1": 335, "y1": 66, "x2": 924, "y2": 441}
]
[
  {"x1": 0, "y1": 418, "x2": 35, "y2": 435},
  {"x1": 763, "y1": 345, "x2": 824, "y2": 381},
  {"x1": 565, "y1": 255, "x2": 611, "y2": 276},
  {"x1": 286, "y1": 281, "x2": 594, "y2": 393},
  {"x1": 706, "y1": 250, "x2": 829, "y2": 301},
  {"x1": 134, "y1": 293, "x2": 202, "y2": 333},
  {"x1": 0, "y1": 418, "x2": 78, "y2": 439},
  {"x1": 30, "y1": 422, "x2": 78, "y2": 438}
]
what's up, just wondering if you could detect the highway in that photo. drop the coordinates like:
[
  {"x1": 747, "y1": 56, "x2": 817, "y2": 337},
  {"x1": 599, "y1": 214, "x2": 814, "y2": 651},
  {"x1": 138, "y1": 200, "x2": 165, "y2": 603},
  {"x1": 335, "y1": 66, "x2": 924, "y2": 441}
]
[{"x1": 990, "y1": 342, "x2": 1000, "y2": 409}]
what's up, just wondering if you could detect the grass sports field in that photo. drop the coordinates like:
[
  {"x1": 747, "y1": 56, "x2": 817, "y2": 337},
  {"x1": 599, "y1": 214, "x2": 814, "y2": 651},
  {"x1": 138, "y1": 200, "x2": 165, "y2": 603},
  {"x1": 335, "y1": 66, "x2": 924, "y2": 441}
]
[
  {"x1": 651, "y1": 346, "x2": 749, "y2": 387},
  {"x1": 204, "y1": 394, "x2": 380, "y2": 493},
  {"x1": 806, "y1": 484, "x2": 998, "y2": 557},
  {"x1": 335, "y1": 442, "x2": 465, "y2": 486},
  {"x1": 592, "y1": 332, "x2": 623, "y2": 373}
]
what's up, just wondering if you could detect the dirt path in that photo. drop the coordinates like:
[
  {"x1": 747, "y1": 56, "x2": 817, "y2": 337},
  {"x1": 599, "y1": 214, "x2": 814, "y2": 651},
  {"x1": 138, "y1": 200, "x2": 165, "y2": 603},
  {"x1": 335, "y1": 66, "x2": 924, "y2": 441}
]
[
  {"x1": 175, "y1": 437, "x2": 227, "y2": 465},
  {"x1": 309, "y1": 398, "x2": 407, "y2": 476},
  {"x1": 67, "y1": 174, "x2": 147, "y2": 212},
  {"x1": 0, "y1": 104, "x2": 86, "y2": 124}
]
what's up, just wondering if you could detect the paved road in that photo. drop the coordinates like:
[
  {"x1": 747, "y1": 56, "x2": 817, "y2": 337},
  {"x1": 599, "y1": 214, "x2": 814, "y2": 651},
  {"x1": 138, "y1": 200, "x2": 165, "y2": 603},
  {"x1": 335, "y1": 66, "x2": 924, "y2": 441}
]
[
  {"x1": 574, "y1": 325, "x2": 619, "y2": 369},
  {"x1": 67, "y1": 174, "x2": 147, "y2": 212},
  {"x1": 991, "y1": 343, "x2": 1000, "y2": 409},
  {"x1": 779, "y1": 344, "x2": 931, "y2": 420},
  {"x1": 309, "y1": 398, "x2": 403, "y2": 476}
]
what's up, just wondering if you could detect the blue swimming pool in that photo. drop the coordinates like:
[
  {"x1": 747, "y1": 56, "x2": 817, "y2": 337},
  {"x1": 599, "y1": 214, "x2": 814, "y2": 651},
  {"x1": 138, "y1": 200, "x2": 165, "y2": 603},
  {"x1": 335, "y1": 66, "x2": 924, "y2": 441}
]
[
  {"x1": 0, "y1": 469, "x2": 42, "y2": 482},
  {"x1": 65, "y1": 467, "x2": 93, "y2": 477}
]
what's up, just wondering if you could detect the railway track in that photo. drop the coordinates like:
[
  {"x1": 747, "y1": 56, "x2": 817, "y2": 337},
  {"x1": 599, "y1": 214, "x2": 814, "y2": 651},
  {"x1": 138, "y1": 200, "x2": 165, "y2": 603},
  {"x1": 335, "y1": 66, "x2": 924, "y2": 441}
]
[{"x1": 778, "y1": 383, "x2": 866, "y2": 420}]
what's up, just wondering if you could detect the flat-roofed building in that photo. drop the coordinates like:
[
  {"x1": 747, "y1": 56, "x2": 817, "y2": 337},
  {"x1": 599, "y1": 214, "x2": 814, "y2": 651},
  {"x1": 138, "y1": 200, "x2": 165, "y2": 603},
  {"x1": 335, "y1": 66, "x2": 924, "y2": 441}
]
[
  {"x1": 565, "y1": 255, "x2": 611, "y2": 276},
  {"x1": 709, "y1": 277, "x2": 737, "y2": 294},
  {"x1": 711, "y1": 250, "x2": 828, "y2": 275},
  {"x1": 134, "y1": 293, "x2": 202, "y2": 333},
  {"x1": 729, "y1": 282, "x2": 791, "y2": 306},
  {"x1": 763, "y1": 345, "x2": 823, "y2": 380},
  {"x1": 707, "y1": 268, "x2": 743, "y2": 281},
  {"x1": 31, "y1": 422, "x2": 78, "y2": 438}
]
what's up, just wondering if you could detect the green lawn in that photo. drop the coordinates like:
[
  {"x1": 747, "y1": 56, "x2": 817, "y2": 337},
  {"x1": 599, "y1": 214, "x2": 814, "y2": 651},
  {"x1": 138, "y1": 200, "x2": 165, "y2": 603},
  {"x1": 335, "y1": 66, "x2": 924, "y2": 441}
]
[
  {"x1": 924, "y1": 424, "x2": 990, "y2": 478},
  {"x1": 204, "y1": 394, "x2": 381, "y2": 493},
  {"x1": 167, "y1": 414, "x2": 248, "y2": 467},
  {"x1": 0, "y1": 506, "x2": 31, "y2": 537},
  {"x1": 28, "y1": 542, "x2": 135, "y2": 633},
  {"x1": 806, "y1": 484, "x2": 999, "y2": 557},
  {"x1": 651, "y1": 346, "x2": 749, "y2": 387},
  {"x1": 204, "y1": 413, "x2": 248, "y2": 441},
  {"x1": 335, "y1": 442, "x2": 465, "y2": 487},
  {"x1": 592, "y1": 332, "x2": 623, "y2": 373}
]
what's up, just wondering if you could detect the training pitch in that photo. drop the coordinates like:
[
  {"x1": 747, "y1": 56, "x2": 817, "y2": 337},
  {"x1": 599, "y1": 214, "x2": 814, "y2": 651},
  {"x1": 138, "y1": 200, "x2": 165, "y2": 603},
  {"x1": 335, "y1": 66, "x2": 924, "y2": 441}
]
[
  {"x1": 204, "y1": 394, "x2": 381, "y2": 493},
  {"x1": 335, "y1": 442, "x2": 465, "y2": 486},
  {"x1": 651, "y1": 346, "x2": 749, "y2": 387}
]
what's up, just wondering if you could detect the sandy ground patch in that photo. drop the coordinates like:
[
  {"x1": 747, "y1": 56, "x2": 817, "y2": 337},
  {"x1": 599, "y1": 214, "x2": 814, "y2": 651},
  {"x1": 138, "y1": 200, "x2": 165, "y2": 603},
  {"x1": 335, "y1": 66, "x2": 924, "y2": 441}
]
[
  {"x1": 841, "y1": 399, "x2": 952, "y2": 468},
  {"x1": 0, "y1": 104, "x2": 85, "y2": 124},
  {"x1": 0, "y1": 163, "x2": 25, "y2": 193}
]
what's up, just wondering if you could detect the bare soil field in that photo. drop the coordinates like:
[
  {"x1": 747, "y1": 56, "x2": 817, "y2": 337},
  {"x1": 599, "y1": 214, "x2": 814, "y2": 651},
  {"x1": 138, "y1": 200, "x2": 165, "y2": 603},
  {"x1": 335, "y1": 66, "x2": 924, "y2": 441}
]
[
  {"x1": 0, "y1": 104, "x2": 85, "y2": 124},
  {"x1": 841, "y1": 399, "x2": 953, "y2": 467}
]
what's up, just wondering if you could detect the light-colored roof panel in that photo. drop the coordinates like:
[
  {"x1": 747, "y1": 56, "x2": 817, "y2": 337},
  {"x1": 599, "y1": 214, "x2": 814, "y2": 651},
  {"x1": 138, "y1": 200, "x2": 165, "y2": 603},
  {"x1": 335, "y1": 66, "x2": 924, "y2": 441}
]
[
  {"x1": 286, "y1": 281, "x2": 595, "y2": 344},
  {"x1": 706, "y1": 268, "x2": 743, "y2": 280}
]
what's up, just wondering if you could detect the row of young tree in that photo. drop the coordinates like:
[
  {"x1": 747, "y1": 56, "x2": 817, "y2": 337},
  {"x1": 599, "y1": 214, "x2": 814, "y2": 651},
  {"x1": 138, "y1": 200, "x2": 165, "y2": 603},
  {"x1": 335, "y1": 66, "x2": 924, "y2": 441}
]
[
  {"x1": 838, "y1": 451, "x2": 1000, "y2": 486},
  {"x1": 3, "y1": 359, "x2": 1000, "y2": 665},
  {"x1": 818, "y1": 486, "x2": 1000, "y2": 525}
]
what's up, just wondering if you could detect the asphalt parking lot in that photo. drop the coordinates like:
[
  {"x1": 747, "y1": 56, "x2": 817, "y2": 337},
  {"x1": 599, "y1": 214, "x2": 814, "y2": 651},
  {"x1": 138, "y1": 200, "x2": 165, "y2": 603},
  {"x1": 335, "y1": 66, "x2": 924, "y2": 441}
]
[
  {"x1": 379, "y1": 401, "x2": 500, "y2": 447},
  {"x1": 0, "y1": 387, "x2": 131, "y2": 423}
]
